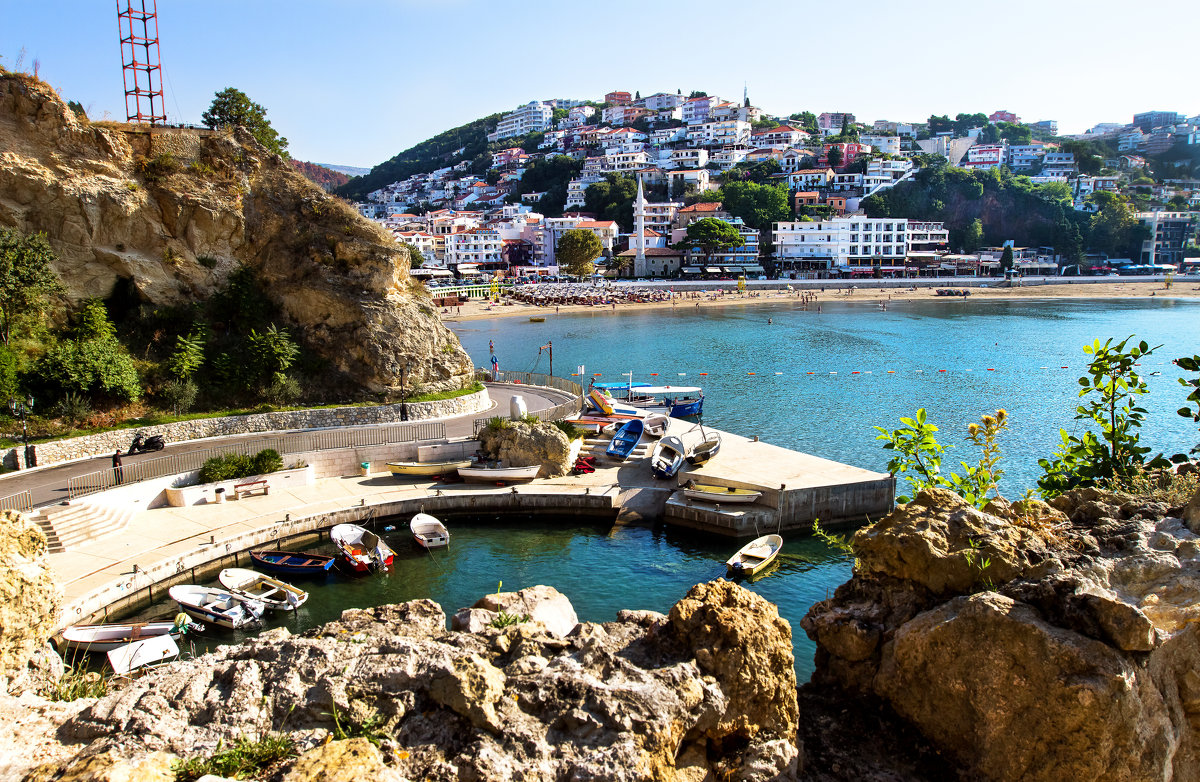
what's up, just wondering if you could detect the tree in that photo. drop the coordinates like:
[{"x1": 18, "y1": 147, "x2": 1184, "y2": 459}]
[
  {"x1": 557, "y1": 229, "x2": 602, "y2": 277},
  {"x1": 401, "y1": 242, "x2": 426, "y2": 269},
  {"x1": 245, "y1": 324, "x2": 299, "y2": 392},
  {"x1": 1000, "y1": 245, "x2": 1014, "y2": 274},
  {"x1": 0, "y1": 228, "x2": 64, "y2": 346},
  {"x1": 1087, "y1": 192, "x2": 1137, "y2": 257},
  {"x1": 679, "y1": 218, "x2": 743, "y2": 265},
  {"x1": 718, "y1": 181, "x2": 791, "y2": 231},
  {"x1": 688, "y1": 90, "x2": 708, "y2": 99},
  {"x1": 167, "y1": 331, "x2": 206, "y2": 381},
  {"x1": 201, "y1": 88, "x2": 289, "y2": 158},
  {"x1": 960, "y1": 219, "x2": 984, "y2": 253},
  {"x1": 827, "y1": 146, "x2": 844, "y2": 168},
  {"x1": 36, "y1": 301, "x2": 141, "y2": 403}
]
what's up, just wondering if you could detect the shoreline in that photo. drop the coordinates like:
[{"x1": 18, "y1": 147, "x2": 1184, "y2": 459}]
[{"x1": 441, "y1": 280, "x2": 1200, "y2": 323}]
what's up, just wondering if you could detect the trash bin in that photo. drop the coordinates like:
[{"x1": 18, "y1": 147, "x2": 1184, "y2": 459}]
[
  {"x1": 360, "y1": 461, "x2": 370, "y2": 477},
  {"x1": 509, "y1": 395, "x2": 527, "y2": 421},
  {"x1": 214, "y1": 487, "x2": 226, "y2": 504}
]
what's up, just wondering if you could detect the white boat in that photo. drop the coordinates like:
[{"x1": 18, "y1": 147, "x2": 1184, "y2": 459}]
[
  {"x1": 587, "y1": 389, "x2": 649, "y2": 419},
  {"x1": 168, "y1": 585, "x2": 264, "y2": 630},
  {"x1": 218, "y1": 568, "x2": 308, "y2": 612},
  {"x1": 457, "y1": 463, "x2": 541, "y2": 483},
  {"x1": 331, "y1": 523, "x2": 395, "y2": 573},
  {"x1": 683, "y1": 482, "x2": 762, "y2": 504},
  {"x1": 410, "y1": 513, "x2": 449, "y2": 549},
  {"x1": 642, "y1": 413, "x2": 670, "y2": 438},
  {"x1": 61, "y1": 616, "x2": 199, "y2": 653},
  {"x1": 686, "y1": 431, "x2": 722, "y2": 465},
  {"x1": 107, "y1": 634, "x2": 180, "y2": 675},
  {"x1": 650, "y1": 435, "x2": 687, "y2": 480},
  {"x1": 386, "y1": 459, "x2": 474, "y2": 477},
  {"x1": 726, "y1": 534, "x2": 783, "y2": 577}
]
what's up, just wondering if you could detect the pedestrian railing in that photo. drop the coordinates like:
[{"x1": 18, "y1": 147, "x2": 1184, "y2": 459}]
[
  {"x1": 66, "y1": 420, "x2": 447, "y2": 501},
  {"x1": 0, "y1": 490, "x2": 32, "y2": 514},
  {"x1": 493, "y1": 371, "x2": 583, "y2": 397},
  {"x1": 473, "y1": 392, "x2": 584, "y2": 435}
]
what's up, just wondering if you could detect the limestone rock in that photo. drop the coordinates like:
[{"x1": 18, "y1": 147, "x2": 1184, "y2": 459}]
[
  {"x1": 0, "y1": 73, "x2": 471, "y2": 394},
  {"x1": 477, "y1": 421, "x2": 572, "y2": 478},
  {"x1": 281, "y1": 739, "x2": 401, "y2": 782},
  {"x1": 50, "y1": 749, "x2": 178, "y2": 782},
  {"x1": 1185, "y1": 486, "x2": 1200, "y2": 533},
  {"x1": 428, "y1": 653, "x2": 506, "y2": 733},
  {"x1": 470, "y1": 584, "x2": 579, "y2": 637},
  {"x1": 0, "y1": 510, "x2": 63, "y2": 693}
]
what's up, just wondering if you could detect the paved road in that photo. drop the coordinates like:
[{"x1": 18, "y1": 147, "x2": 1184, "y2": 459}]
[{"x1": 0, "y1": 383, "x2": 569, "y2": 509}]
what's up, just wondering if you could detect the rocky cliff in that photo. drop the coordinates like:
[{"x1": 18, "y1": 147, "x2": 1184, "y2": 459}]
[
  {"x1": 0, "y1": 73, "x2": 471, "y2": 394},
  {"x1": 0, "y1": 509, "x2": 63, "y2": 695},
  {"x1": 803, "y1": 486, "x2": 1200, "y2": 782}
]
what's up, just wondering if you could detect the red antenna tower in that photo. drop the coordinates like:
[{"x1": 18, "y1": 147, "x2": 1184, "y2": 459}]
[{"x1": 116, "y1": 0, "x2": 166, "y2": 124}]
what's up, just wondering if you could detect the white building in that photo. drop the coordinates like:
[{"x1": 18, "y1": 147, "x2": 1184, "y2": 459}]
[
  {"x1": 685, "y1": 120, "x2": 751, "y2": 148},
  {"x1": 962, "y1": 144, "x2": 1006, "y2": 171},
  {"x1": 866, "y1": 158, "x2": 913, "y2": 180},
  {"x1": 444, "y1": 229, "x2": 503, "y2": 266},
  {"x1": 751, "y1": 125, "x2": 808, "y2": 150},
  {"x1": 772, "y1": 217, "x2": 909, "y2": 273},
  {"x1": 641, "y1": 92, "x2": 684, "y2": 111},
  {"x1": 560, "y1": 105, "x2": 595, "y2": 129},
  {"x1": 682, "y1": 95, "x2": 722, "y2": 123},
  {"x1": 859, "y1": 134, "x2": 901, "y2": 155},
  {"x1": 541, "y1": 217, "x2": 619, "y2": 265},
  {"x1": 1042, "y1": 152, "x2": 1077, "y2": 177},
  {"x1": 1008, "y1": 144, "x2": 1044, "y2": 170},
  {"x1": 487, "y1": 101, "x2": 553, "y2": 142}
]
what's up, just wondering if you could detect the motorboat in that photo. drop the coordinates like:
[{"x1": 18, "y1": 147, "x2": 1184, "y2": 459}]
[
  {"x1": 726, "y1": 534, "x2": 783, "y2": 577},
  {"x1": 107, "y1": 634, "x2": 180, "y2": 675},
  {"x1": 168, "y1": 585, "x2": 264, "y2": 630},
  {"x1": 249, "y1": 549, "x2": 336, "y2": 576},
  {"x1": 606, "y1": 418, "x2": 644, "y2": 461},
  {"x1": 686, "y1": 431, "x2": 722, "y2": 465},
  {"x1": 562, "y1": 416, "x2": 619, "y2": 434},
  {"x1": 386, "y1": 459, "x2": 474, "y2": 477},
  {"x1": 410, "y1": 512, "x2": 450, "y2": 548},
  {"x1": 61, "y1": 616, "x2": 200, "y2": 653},
  {"x1": 642, "y1": 413, "x2": 670, "y2": 438},
  {"x1": 683, "y1": 482, "x2": 762, "y2": 504},
  {"x1": 457, "y1": 463, "x2": 542, "y2": 483},
  {"x1": 218, "y1": 568, "x2": 308, "y2": 611},
  {"x1": 650, "y1": 435, "x2": 687, "y2": 479},
  {"x1": 587, "y1": 389, "x2": 649, "y2": 419},
  {"x1": 600, "y1": 382, "x2": 704, "y2": 418},
  {"x1": 330, "y1": 523, "x2": 396, "y2": 573}
]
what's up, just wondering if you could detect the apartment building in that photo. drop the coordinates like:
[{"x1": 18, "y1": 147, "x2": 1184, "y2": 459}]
[
  {"x1": 682, "y1": 95, "x2": 722, "y2": 124},
  {"x1": 560, "y1": 105, "x2": 596, "y2": 129},
  {"x1": 605, "y1": 91, "x2": 632, "y2": 105},
  {"x1": 1138, "y1": 211, "x2": 1197, "y2": 267},
  {"x1": 858, "y1": 134, "x2": 901, "y2": 155},
  {"x1": 686, "y1": 119, "x2": 751, "y2": 147},
  {"x1": 1134, "y1": 111, "x2": 1185, "y2": 132},
  {"x1": 640, "y1": 92, "x2": 684, "y2": 111},
  {"x1": 603, "y1": 105, "x2": 651, "y2": 126},
  {"x1": 444, "y1": 229, "x2": 503, "y2": 267},
  {"x1": 668, "y1": 148, "x2": 708, "y2": 169},
  {"x1": 866, "y1": 158, "x2": 913, "y2": 180},
  {"x1": 1042, "y1": 152, "x2": 1077, "y2": 177},
  {"x1": 772, "y1": 217, "x2": 910, "y2": 273},
  {"x1": 487, "y1": 101, "x2": 553, "y2": 142},
  {"x1": 1030, "y1": 120, "x2": 1058, "y2": 135},
  {"x1": 819, "y1": 142, "x2": 871, "y2": 166},
  {"x1": 962, "y1": 144, "x2": 1006, "y2": 171},
  {"x1": 1008, "y1": 144, "x2": 1045, "y2": 170},
  {"x1": 751, "y1": 125, "x2": 807, "y2": 149},
  {"x1": 818, "y1": 112, "x2": 855, "y2": 130},
  {"x1": 785, "y1": 168, "x2": 834, "y2": 189},
  {"x1": 541, "y1": 217, "x2": 619, "y2": 264},
  {"x1": 989, "y1": 110, "x2": 1020, "y2": 124},
  {"x1": 673, "y1": 217, "x2": 760, "y2": 270},
  {"x1": 873, "y1": 120, "x2": 915, "y2": 137}
]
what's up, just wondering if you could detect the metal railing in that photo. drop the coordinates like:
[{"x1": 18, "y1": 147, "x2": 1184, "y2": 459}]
[
  {"x1": 0, "y1": 490, "x2": 32, "y2": 514},
  {"x1": 493, "y1": 371, "x2": 583, "y2": 397},
  {"x1": 66, "y1": 420, "x2": 446, "y2": 501},
  {"x1": 473, "y1": 396, "x2": 584, "y2": 434}
]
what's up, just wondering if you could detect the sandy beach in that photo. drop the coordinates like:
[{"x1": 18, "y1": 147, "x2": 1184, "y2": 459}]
[{"x1": 441, "y1": 279, "x2": 1200, "y2": 323}]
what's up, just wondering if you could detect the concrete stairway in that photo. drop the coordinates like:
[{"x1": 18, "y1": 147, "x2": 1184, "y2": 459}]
[{"x1": 29, "y1": 502, "x2": 131, "y2": 553}]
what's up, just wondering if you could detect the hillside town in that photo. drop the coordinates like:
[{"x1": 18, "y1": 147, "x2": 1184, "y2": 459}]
[{"x1": 352, "y1": 92, "x2": 1200, "y2": 281}]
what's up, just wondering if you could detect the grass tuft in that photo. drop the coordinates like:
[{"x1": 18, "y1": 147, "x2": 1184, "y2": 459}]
[{"x1": 174, "y1": 733, "x2": 297, "y2": 781}]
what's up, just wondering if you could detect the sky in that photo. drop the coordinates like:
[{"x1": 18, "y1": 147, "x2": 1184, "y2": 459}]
[{"x1": 2, "y1": 0, "x2": 1197, "y2": 170}]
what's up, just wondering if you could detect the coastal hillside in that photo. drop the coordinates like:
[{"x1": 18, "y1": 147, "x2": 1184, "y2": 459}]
[
  {"x1": 0, "y1": 73, "x2": 471, "y2": 395},
  {"x1": 290, "y1": 159, "x2": 350, "y2": 190}
]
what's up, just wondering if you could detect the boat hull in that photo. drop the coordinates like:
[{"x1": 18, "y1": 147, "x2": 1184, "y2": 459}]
[
  {"x1": 62, "y1": 621, "x2": 185, "y2": 653},
  {"x1": 726, "y1": 534, "x2": 783, "y2": 576},
  {"x1": 683, "y1": 484, "x2": 761, "y2": 504},
  {"x1": 686, "y1": 438, "x2": 721, "y2": 465},
  {"x1": 331, "y1": 523, "x2": 395, "y2": 572},
  {"x1": 219, "y1": 568, "x2": 308, "y2": 611},
  {"x1": 457, "y1": 465, "x2": 541, "y2": 483},
  {"x1": 650, "y1": 436, "x2": 687, "y2": 479},
  {"x1": 387, "y1": 459, "x2": 473, "y2": 477},
  {"x1": 606, "y1": 419, "x2": 644, "y2": 461},
  {"x1": 168, "y1": 586, "x2": 262, "y2": 630},
  {"x1": 411, "y1": 513, "x2": 450, "y2": 549},
  {"x1": 249, "y1": 550, "x2": 336, "y2": 576}
]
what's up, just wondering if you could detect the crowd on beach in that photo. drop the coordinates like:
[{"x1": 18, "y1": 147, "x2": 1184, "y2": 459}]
[{"x1": 507, "y1": 283, "x2": 673, "y2": 306}]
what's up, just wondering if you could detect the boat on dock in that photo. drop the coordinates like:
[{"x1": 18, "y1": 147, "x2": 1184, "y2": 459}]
[
  {"x1": 726, "y1": 534, "x2": 783, "y2": 577},
  {"x1": 168, "y1": 585, "x2": 264, "y2": 630},
  {"x1": 650, "y1": 435, "x2": 687, "y2": 479},
  {"x1": 249, "y1": 549, "x2": 336, "y2": 576},
  {"x1": 410, "y1": 513, "x2": 450, "y2": 549},
  {"x1": 606, "y1": 418, "x2": 644, "y2": 461},
  {"x1": 683, "y1": 481, "x2": 761, "y2": 504},
  {"x1": 218, "y1": 568, "x2": 308, "y2": 612},
  {"x1": 457, "y1": 463, "x2": 542, "y2": 483},
  {"x1": 61, "y1": 616, "x2": 200, "y2": 653},
  {"x1": 587, "y1": 389, "x2": 649, "y2": 419},
  {"x1": 386, "y1": 458, "x2": 475, "y2": 477},
  {"x1": 642, "y1": 413, "x2": 669, "y2": 438},
  {"x1": 331, "y1": 523, "x2": 395, "y2": 573},
  {"x1": 686, "y1": 431, "x2": 722, "y2": 465}
]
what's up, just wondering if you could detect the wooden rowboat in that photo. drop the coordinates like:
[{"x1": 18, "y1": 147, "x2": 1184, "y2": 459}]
[
  {"x1": 62, "y1": 617, "x2": 199, "y2": 653},
  {"x1": 650, "y1": 435, "x2": 687, "y2": 480},
  {"x1": 219, "y1": 568, "x2": 308, "y2": 612},
  {"x1": 686, "y1": 432, "x2": 721, "y2": 465},
  {"x1": 683, "y1": 482, "x2": 762, "y2": 504},
  {"x1": 726, "y1": 534, "x2": 783, "y2": 577},
  {"x1": 331, "y1": 523, "x2": 395, "y2": 573},
  {"x1": 642, "y1": 413, "x2": 670, "y2": 438},
  {"x1": 168, "y1": 585, "x2": 264, "y2": 630},
  {"x1": 249, "y1": 550, "x2": 336, "y2": 576},
  {"x1": 107, "y1": 634, "x2": 180, "y2": 675},
  {"x1": 606, "y1": 418, "x2": 644, "y2": 461},
  {"x1": 457, "y1": 464, "x2": 541, "y2": 483},
  {"x1": 387, "y1": 459, "x2": 474, "y2": 477},
  {"x1": 410, "y1": 512, "x2": 450, "y2": 549}
]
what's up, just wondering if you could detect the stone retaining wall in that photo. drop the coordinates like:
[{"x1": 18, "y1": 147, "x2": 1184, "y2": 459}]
[{"x1": 7, "y1": 388, "x2": 490, "y2": 469}]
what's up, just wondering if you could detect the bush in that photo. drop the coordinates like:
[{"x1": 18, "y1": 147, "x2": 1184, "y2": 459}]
[
  {"x1": 552, "y1": 420, "x2": 587, "y2": 440},
  {"x1": 263, "y1": 373, "x2": 300, "y2": 405},
  {"x1": 35, "y1": 335, "x2": 142, "y2": 403},
  {"x1": 51, "y1": 392, "x2": 92, "y2": 426},
  {"x1": 198, "y1": 448, "x2": 284, "y2": 484},
  {"x1": 250, "y1": 448, "x2": 282, "y2": 476},
  {"x1": 160, "y1": 379, "x2": 198, "y2": 415}
]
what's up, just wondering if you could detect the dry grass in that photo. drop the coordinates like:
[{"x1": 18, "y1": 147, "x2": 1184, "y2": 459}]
[{"x1": 1108, "y1": 466, "x2": 1200, "y2": 508}]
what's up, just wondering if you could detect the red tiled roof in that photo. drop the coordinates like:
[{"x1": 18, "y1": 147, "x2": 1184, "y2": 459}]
[
  {"x1": 679, "y1": 202, "x2": 723, "y2": 212},
  {"x1": 576, "y1": 220, "x2": 617, "y2": 228},
  {"x1": 616, "y1": 247, "x2": 682, "y2": 257}
]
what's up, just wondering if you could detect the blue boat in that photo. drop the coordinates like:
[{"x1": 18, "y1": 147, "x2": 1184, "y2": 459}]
[
  {"x1": 249, "y1": 550, "x2": 336, "y2": 576},
  {"x1": 606, "y1": 419, "x2": 644, "y2": 461}
]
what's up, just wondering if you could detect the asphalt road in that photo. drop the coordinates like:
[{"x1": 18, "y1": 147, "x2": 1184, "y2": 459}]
[{"x1": 0, "y1": 384, "x2": 567, "y2": 509}]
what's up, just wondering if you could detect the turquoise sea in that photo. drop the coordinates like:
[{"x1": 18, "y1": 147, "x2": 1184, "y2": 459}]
[{"x1": 134, "y1": 298, "x2": 1200, "y2": 679}]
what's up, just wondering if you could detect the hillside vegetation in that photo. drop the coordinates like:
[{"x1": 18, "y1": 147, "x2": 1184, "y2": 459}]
[{"x1": 290, "y1": 160, "x2": 350, "y2": 190}]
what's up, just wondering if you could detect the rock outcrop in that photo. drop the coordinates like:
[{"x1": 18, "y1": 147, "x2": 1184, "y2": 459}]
[
  {"x1": 0, "y1": 73, "x2": 471, "y2": 394},
  {"x1": 0, "y1": 510, "x2": 63, "y2": 694},
  {"x1": 42, "y1": 581, "x2": 799, "y2": 781},
  {"x1": 477, "y1": 420, "x2": 573, "y2": 477},
  {"x1": 803, "y1": 486, "x2": 1200, "y2": 782}
]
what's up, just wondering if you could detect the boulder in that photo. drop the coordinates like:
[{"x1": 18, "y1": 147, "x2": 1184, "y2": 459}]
[
  {"x1": 0, "y1": 510, "x2": 63, "y2": 693},
  {"x1": 477, "y1": 421, "x2": 572, "y2": 478},
  {"x1": 1185, "y1": 486, "x2": 1200, "y2": 533},
  {"x1": 281, "y1": 739, "x2": 401, "y2": 782},
  {"x1": 469, "y1": 584, "x2": 579, "y2": 637}
]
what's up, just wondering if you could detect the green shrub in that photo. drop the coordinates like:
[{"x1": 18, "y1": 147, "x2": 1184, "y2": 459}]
[
  {"x1": 250, "y1": 448, "x2": 282, "y2": 476},
  {"x1": 263, "y1": 373, "x2": 300, "y2": 405},
  {"x1": 36, "y1": 335, "x2": 142, "y2": 403},
  {"x1": 552, "y1": 420, "x2": 587, "y2": 440},
  {"x1": 198, "y1": 452, "x2": 252, "y2": 483},
  {"x1": 485, "y1": 416, "x2": 510, "y2": 432},
  {"x1": 160, "y1": 379, "x2": 198, "y2": 415},
  {"x1": 196, "y1": 255, "x2": 218, "y2": 269},
  {"x1": 52, "y1": 392, "x2": 92, "y2": 426},
  {"x1": 175, "y1": 734, "x2": 297, "y2": 782},
  {"x1": 135, "y1": 152, "x2": 179, "y2": 183}
]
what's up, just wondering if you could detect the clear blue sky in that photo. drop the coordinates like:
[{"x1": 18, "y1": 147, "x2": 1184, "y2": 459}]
[{"x1": 2, "y1": 0, "x2": 1196, "y2": 168}]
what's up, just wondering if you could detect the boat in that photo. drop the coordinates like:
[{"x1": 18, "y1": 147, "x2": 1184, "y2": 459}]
[
  {"x1": 686, "y1": 431, "x2": 722, "y2": 465},
  {"x1": 218, "y1": 568, "x2": 308, "y2": 612},
  {"x1": 603, "y1": 383, "x2": 704, "y2": 418},
  {"x1": 457, "y1": 463, "x2": 542, "y2": 483},
  {"x1": 606, "y1": 418, "x2": 645, "y2": 461},
  {"x1": 386, "y1": 458, "x2": 474, "y2": 477},
  {"x1": 249, "y1": 549, "x2": 337, "y2": 576},
  {"x1": 587, "y1": 389, "x2": 649, "y2": 419},
  {"x1": 683, "y1": 481, "x2": 762, "y2": 504},
  {"x1": 562, "y1": 416, "x2": 619, "y2": 434},
  {"x1": 642, "y1": 413, "x2": 670, "y2": 438},
  {"x1": 168, "y1": 585, "x2": 265, "y2": 630},
  {"x1": 650, "y1": 435, "x2": 687, "y2": 479},
  {"x1": 331, "y1": 523, "x2": 395, "y2": 573},
  {"x1": 410, "y1": 512, "x2": 450, "y2": 549},
  {"x1": 61, "y1": 616, "x2": 200, "y2": 653},
  {"x1": 726, "y1": 534, "x2": 783, "y2": 577},
  {"x1": 107, "y1": 634, "x2": 180, "y2": 675},
  {"x1": 529, "y1": 316, "x2": 546, "y2": 322}
]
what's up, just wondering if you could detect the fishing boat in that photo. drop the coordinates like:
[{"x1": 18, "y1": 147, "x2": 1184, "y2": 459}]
[
  {"x1": 456, "y1": 463, "x2": 542, "y2": 483},
  {"x1": 686, "y1": 431, "x2": 722, "y2": 465},
  {"x1": 107, "y1": 634, "x2": 180, "y2": 676},
  {"x1": 726, "y1": 534, "x2": 783, "y2": 577},
  {"x1": 601, "y1": 382, "x2": 704, "y2": 418},
  {"x1": 249, "y1": 549, "x2": 336, "y2": 576},
  {"x1": 650, "y1": 435, "x2": 687, "y2": 479},
  {"x1": 61, "y1": 616, "x2": 200, "y2": 653},
  {"x1": 683, "y1": 482, "x2": 762, "y2": 504},
  {"x1": 386, "y1": 458, "x2": 474, "y2": 477},
  {"x1": 642, "y1": 413, "x2": 670, "y2": 438},
  {"x1": 606, "y1": 418, "x2": 645, "y2": 461},
  {"x1": 168, "y1": 585, "x2": 265, "y2": 630},
  {"x1": 410, "y1": 512, "x2": 450, "y2": 549},
  {"x1": 218, "y1": 568, "x2": 308, "y2": 612},
  {"x1": 331, "y1": 523, "x2": 395, "y2": 573}
]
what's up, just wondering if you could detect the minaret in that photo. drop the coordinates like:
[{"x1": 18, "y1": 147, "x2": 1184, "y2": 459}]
[{"x1": 634, "y1": 171, "x2": 647, "y2": 278}]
